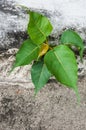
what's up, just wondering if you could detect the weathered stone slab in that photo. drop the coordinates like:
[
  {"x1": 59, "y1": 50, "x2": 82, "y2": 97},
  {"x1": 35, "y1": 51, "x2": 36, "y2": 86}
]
[
  {"x1": 0, "y1": 0, "x2": 86, "y2": 50},
  {"x1": 0, "y1": 48, "x2": 86, "y2": 87},
  {"x1": 0, "y1": 0, "x2": 28, "y2": 50},
  {"x1": 0, "y1": 0, "x2": 86, "y2": 86}
]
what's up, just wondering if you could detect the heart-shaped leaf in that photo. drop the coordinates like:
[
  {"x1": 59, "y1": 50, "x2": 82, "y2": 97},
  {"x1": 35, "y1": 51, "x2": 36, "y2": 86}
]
[
  {"x1": 60, "y1": 30, "x2": 84, "y2": 59},
  {"x1": 12, "y1": 39, "x2": 40, "y2": 69},
  {"x1": 31, "y1": 60, "x2": 51, "y2": 94},
  {"x1": 44, "y1": 45, "x2": 80, "y2": 101},
  {"x1": 28, "y1": 11, "x2": 53, "y2": 45}
]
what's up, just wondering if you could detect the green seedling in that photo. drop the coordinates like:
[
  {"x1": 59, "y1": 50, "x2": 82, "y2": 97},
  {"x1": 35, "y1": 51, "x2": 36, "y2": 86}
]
[{"x1": 12, "y1": 11, "x2": 84, "y2": 102}]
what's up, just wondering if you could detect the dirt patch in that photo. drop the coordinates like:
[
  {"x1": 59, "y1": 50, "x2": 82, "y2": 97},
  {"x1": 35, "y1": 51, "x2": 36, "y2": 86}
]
[{"x1": 0, "y1": 77, "x2": 86, "y2": 130}]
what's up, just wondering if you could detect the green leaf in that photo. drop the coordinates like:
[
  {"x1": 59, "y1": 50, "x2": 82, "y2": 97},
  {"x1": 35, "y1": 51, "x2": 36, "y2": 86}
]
[
  {"x1": 31, "y1": 60, "x2": 51, "y2": 94},
  {"x1": 28, "y1": 11, "x2": 53, "y2": 45},
  {"x1": 44, "y1": 45, "x2": 80, "y2": 101},
  {"x1": 13, "y1": 39, "x2": 40, "y2": 69},
  {"x1": 60, "y1": 30, "x2": 84, "y2": 59}
]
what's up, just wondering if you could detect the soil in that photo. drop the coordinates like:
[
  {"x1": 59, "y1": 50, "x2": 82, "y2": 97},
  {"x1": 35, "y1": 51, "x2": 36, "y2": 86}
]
[{"x1": 0, "y1": 77, "x2": 86, "y2": 130}]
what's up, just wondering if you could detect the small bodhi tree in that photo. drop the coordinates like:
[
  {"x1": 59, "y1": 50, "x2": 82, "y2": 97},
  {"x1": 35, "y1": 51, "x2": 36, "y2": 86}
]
[{"x1": 12, "y1": 10, "x2": 84, "y2": 102}]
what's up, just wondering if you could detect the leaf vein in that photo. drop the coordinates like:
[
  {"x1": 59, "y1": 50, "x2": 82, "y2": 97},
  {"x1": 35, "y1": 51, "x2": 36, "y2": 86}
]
[{"x1": 54, "y1": 51, "x2": 73, "y2": 85}]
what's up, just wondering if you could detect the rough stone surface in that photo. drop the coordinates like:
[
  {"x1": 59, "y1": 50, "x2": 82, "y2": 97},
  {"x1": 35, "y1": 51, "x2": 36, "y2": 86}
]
[
  {"x1": 0, "y1": 0, "x2": 28, "y2": 50},
  {"x1": 0, "y1": 49, "x2": 32, "y2": 88},
  {"x1": 0, "y1": 49, "x2": 86, "y2": 87},
  {"x1": 0, "y1": 77, "x2": 86, "y2": 130},
  {"x1": 0, "y1": 0, "x2": 86, "y2": 50}
]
